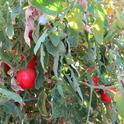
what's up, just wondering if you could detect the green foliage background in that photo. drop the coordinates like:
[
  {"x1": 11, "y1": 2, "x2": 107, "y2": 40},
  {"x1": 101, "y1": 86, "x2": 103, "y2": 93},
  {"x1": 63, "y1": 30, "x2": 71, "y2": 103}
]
[{"x1": 0, "y1": 0, "x2": 124, "y2": 123}]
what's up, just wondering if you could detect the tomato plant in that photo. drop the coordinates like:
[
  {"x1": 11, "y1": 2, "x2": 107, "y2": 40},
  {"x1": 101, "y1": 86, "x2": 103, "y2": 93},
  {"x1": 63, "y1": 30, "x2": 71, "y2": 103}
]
[{"x1": 0, "y1": 0, "x2": 124, "y2": 123}]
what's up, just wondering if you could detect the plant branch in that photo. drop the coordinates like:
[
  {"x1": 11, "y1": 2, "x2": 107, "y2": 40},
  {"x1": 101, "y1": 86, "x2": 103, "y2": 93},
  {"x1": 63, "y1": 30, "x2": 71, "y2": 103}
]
[
  {"x1": 80, "y1": 81, "x2": 118, "y2": 90},
  {"x1": 86, "y1": 87, "x2": 93, "y2": 124}
]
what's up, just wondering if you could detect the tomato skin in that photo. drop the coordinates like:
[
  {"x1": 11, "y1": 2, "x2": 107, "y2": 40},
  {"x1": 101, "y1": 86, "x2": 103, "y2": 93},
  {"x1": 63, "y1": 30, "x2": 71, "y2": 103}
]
[
  {"x1": 26, "y1": 55, "x2": 37, "y2": 69},
  {"x1": 4, "y1": 63, "x2": 10, "y2": 76},
  {"x1": 16, "y1": 68, "x2": 36, "y2": 89},
  {"x1": 101, "y1": 90, "x2": 112, "y2": 103},
  {"x1": 92, "y1": 76, "x2": 99, "y2": 86}
]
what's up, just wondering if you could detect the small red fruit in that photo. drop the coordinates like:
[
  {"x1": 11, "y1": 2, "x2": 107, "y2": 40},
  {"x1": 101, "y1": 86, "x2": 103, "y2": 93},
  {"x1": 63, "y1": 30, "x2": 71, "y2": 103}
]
[
  {"x1": 16, "y1": 68, "x2": 36, "y2": 89},
  {"x1": 92, "y1": 76, "x2": 99, "y2": 86},
  {"x1": 101, "y1": 90, "x2": 112, "y2": 103},
  {"x1": 4, "y1": 63, "x2": 10, "y2": 76},
  {"x1": 26, "y1": 55, "x2": 37, "y2": 69}
]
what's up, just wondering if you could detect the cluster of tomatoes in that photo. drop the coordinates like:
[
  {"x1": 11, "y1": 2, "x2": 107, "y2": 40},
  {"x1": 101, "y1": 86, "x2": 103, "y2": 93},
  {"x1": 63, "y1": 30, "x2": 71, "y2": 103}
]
[
  {"x1": 92, "y1": 76, "x2": 112, "y2": 103},
  {"x1": 4, "y1": 59, "x2": 112, "y2": 104},
  {"x1": 4, "y1": 53, "x2": 37, "y2": 90},
  {"x1": 87, "y1": 68, "x2": 112, "y2": 104}
]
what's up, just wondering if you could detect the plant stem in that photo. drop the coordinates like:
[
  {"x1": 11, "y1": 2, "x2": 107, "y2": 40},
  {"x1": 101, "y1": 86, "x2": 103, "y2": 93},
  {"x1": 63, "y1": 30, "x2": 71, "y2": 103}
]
[
  {"x1": 86, "y1": 88, "x2": 93, "y2": 124},
  {"x1": 80, "y1": 81, "x2": 118, "y2": 90}
]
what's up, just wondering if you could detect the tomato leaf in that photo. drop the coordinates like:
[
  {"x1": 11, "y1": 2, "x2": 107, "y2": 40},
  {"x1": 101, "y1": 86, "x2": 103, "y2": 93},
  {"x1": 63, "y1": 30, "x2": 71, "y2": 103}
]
[
  {"x1": 37, "y1": 90, "x2": 48, "y2": 116},
  {"x1": 0, "y1": 88, "x2": 23, "y2": 104},
  {"x1": 34, "y1": 29, "x2": 48, "y2": 54},
  {"x1": 31, "y1": 0, "x2": 69, "y2": 15}
]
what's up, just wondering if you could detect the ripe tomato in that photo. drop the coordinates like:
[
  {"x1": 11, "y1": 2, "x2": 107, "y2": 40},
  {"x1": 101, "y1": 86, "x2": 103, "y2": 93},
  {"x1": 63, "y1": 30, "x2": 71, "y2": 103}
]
[
  {"x1": 4, "y1": 63, "x2": 10, "y2": 76},
  {"x1": 92, "y1": 76, "x2": 99, "y2": 86},
  {"x1": 26, "y1": 55, "x2": 37, "y2": 69},
  {"x1": 16, "y1": 68, "x2": 36, "y2": 89},
  {"x1": 101, "y1": 90, "x2": 112, "y2": 103}
]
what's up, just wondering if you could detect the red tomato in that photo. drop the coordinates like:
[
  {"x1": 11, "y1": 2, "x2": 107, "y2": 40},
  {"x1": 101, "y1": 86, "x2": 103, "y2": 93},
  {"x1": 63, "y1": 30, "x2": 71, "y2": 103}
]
[
  {"x1": 92, "y1": 76, "x2": 99, "y2": 86},
  {"x1": 4, "y1": 63, "x2": 10, "y2": 76},
  {"x1": 101, "y1": 90, "x2": 112, "y2": 103},
  {"x1": 16, "y1": 68, "x2": 36, "y2": 89},
  {"x1": 26, "y1": 55, "x2": 37, "y2": 69}
]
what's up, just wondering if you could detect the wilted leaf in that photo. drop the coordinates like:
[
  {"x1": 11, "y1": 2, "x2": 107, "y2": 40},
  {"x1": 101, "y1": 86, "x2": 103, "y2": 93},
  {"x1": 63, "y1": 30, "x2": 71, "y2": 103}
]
[
  {"x1": 24, "y1": 6, "x2": 40, "y2": 46},
  {"x1": 11, "y1": 77, "x2": 24, "y2": 92}
]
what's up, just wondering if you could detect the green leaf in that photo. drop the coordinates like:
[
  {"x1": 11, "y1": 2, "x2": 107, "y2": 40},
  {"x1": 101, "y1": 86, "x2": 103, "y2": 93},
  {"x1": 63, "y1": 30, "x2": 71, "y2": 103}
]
[
  {"x1": 51, "y1": 83, "x2": 84, "y2": 123},
  {"x1": 40, "y1": 44, "x2": 46, "y2": 72},
  {"x1": 0, "y1": 11, "x2": 5, "y2": 25},
  {"x1": 57, "y1": 83, "x2": 64, "y2": 98},
  {"x1": 53, "y1": 54, "x2": 59, "y2": 77},
  {"x1": 5, "y1": 24, "x2": 14, "y2": 39},
  {"x1": 114, "y1": 91, "x2": 124, "y2": 118},
  {"x1": 45, "y1": 41, "x2": 66, "y2": 57},
  {"x1": 66, "y1": 6, "x2": 83, "y2": 32},
  {"x1": 50, "y1": 32, "x2": 61, "y2": 47},
  {"x1": 51, "y1": 85, "x2": 67, "y2": 118},
  {"x1": 37, "y1": 90, "x2": 48, "y2": 116},
  {"x1": 69, "y1": 67, "x2": 83, "y2": 101},
  {"x1": 93, "y1": 10, "x2": 105, "y2": 43},
  {"x1": 65, "y1": 67, "x2": 83, "y2": 101},
  {"x1": 0, "y1": 88, "x2": 23, "y2": 104},
  {"x1": 35, "y1": 64, "x2": 45, "y2": 90},
  {"x1": 11, "y1": 5, "x2": 21, "y2": 21},
  {"x1": 65, "y1": 54, "x2": 74, "y2": 65},
  {"x1": 0, "y1": 102, "x2": 23, "y2": 121},
  {"x1": 31, "y1": 0, "x2": 69, "y2": 15},
  {"x1": 34, "y1": 29, "x2": 48, "y2": 54}
]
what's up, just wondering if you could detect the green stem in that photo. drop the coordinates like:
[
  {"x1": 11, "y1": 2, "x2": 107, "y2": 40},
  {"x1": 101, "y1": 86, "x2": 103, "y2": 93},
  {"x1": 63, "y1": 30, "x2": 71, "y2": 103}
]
[
  {"x1": 86, "y1": 88, "x2": 93, "y2": 124},
  {"x1": 80, "y1": 81, "x2": 118, "y2": 90}
]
